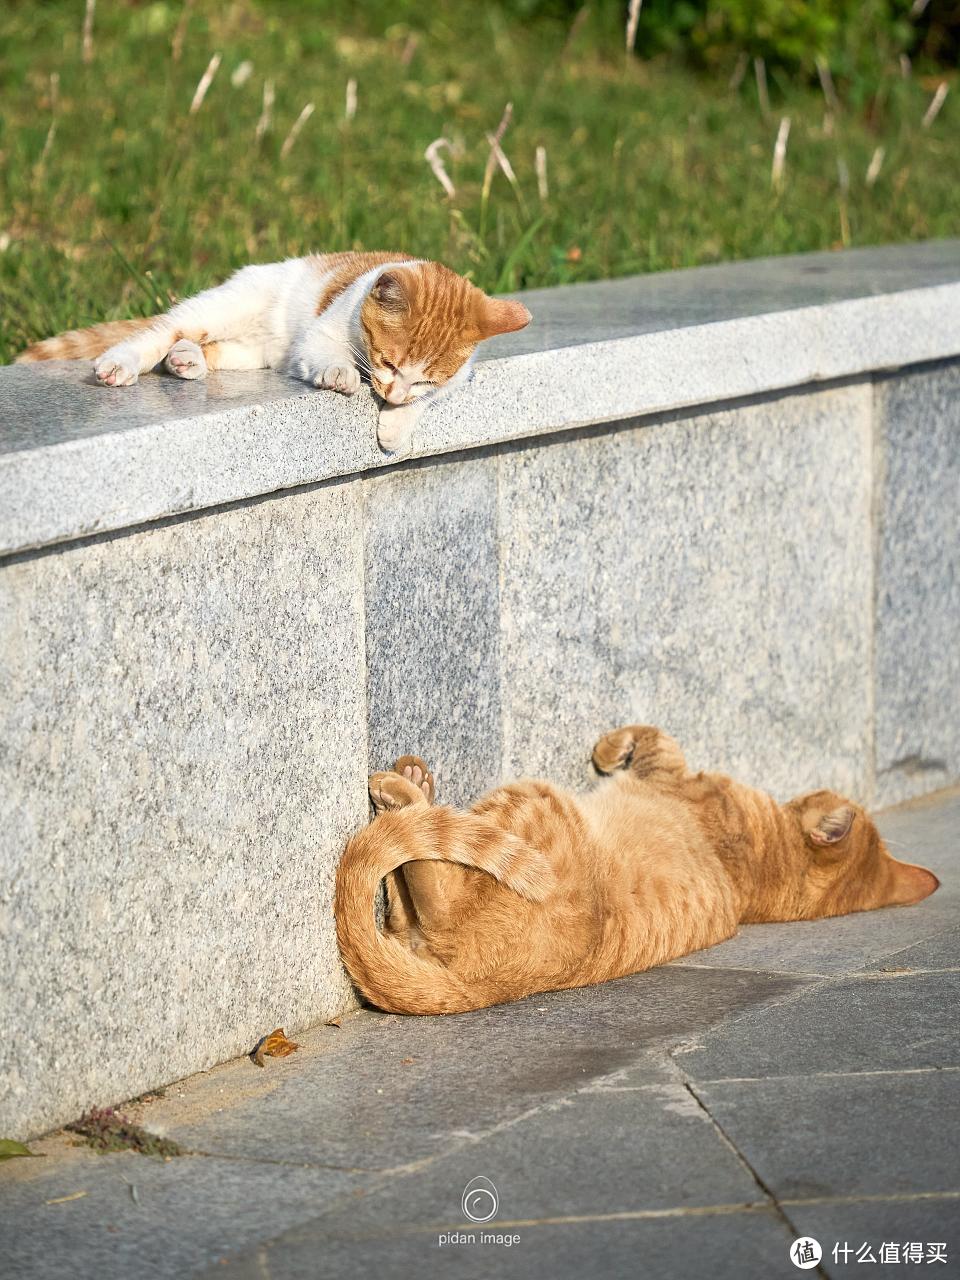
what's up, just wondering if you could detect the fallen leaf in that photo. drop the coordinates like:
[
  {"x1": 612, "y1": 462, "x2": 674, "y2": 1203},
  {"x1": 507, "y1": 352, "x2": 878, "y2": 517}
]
[
  {"x1": 401, "y1": 1057, "x2": 416, "y2": 1065},
  {"x1": 0, "y1": 1138, "x2": 41, "y2": 1161},
  {"x1": 250, "y1": 1027, "x2": 300, "y2": 1068},
  {"x1": 45, "y1": 1191, "x2": 87, "y2": 1205},
  {"x1": 566, "y1": 245, "x2": 582, "y2": 262},
  {"x1": 326, "y1": 1017, "x2": 342, "y2": 1029}
]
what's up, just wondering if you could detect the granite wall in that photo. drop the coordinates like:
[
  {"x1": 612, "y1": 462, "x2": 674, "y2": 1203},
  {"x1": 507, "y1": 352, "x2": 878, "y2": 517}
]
[{"x1": 2, "y1": 365, "x2": 957, "y2": 1139}]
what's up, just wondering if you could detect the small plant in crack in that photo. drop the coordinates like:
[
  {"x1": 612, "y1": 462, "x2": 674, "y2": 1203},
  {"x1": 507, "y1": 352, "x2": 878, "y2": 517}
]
[{"x1": 65, "y1": 1108, "x2": 184, "y2": 1157}]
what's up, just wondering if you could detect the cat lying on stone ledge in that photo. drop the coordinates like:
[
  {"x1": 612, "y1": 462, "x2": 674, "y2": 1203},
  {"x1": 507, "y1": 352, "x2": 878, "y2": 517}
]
[
  {"x1": 335, "y1": 725, "x2": 939, "y2": 1015},
  {"x1": 15, "y1": 252, "x2": 530, "y2": 455}
]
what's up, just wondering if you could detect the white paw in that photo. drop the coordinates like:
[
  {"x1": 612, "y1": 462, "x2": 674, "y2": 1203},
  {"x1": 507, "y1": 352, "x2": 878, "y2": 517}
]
[
  {"x1": 165, "y1": 339, "x2": 207, "y2": 381},
  {"x1": 313, "y1": 363, "x2": 361, "y2": 395},
  {"x1": 94, "y1": 345, "x2": 140, "y2": 387},
  {"x1": 377, "y1": 403, "x2": 421, "y2": 454}
]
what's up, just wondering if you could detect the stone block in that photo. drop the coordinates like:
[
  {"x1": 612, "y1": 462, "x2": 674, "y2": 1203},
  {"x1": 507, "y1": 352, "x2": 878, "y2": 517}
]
[
  {"x1": 497, "y1": 385, "x2": 874, "y2": 801},
  {"x1": 0, "y1": 485, "x2": 368, "y2": 1139},
  {"x1": 364, "y1": 456, "x2": 502, "y2": 807},
  {"x1": 874, "y1": 365, "x2": 960, "y2": 806}
]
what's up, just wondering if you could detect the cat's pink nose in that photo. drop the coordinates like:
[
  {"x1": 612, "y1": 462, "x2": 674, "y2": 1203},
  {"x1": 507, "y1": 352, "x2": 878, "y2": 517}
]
[{"x1": 385, "y1": 382, "x2": 407, "y2": 405}]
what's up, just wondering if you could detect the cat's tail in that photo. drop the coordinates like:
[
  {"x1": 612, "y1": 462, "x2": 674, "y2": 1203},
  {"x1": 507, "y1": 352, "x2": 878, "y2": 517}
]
[
  {"x1": 16, "y1": 316, "x2": 160, "y2": 363},
  {"x1": 335, "y1": 805, "x2": 554, "y2": 1016}
]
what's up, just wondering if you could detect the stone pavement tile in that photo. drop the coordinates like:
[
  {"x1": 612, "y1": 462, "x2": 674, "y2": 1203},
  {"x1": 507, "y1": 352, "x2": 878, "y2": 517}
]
[
  {"x1": 204, "y1": 1207, "x2": 796, "y2": 1280},
  {"x1": 364, "y1": 456, "x2": 503, "y2": 809},
  {"x1": 694, "y1": 1070, "x2": 960, "y2": 1201},
  {"x1": 675, "y1": 970, "x2": 960, "y2": 1080},
  {"x1": 159, "y1": 966, "x2": 807, "y2": 1170},
  {"x1": 788, "y1": 1195, "x2": 960, "y2": 1278},
  {"x1": 315, "y1": 1083, "x2": 766, "y2": 1229},
  {"x1": 876, "y1": 788, "x2": 960, "y2": 857},
  {"x1": 0, "y1": 1136, "x2": 371, "y2": 1280},
  {"x1": 672, "y1": 791, "x2": 960, "y2": 977},
  {"x1": 868, "y1": 925, "x2": 960, "y2": 972}
]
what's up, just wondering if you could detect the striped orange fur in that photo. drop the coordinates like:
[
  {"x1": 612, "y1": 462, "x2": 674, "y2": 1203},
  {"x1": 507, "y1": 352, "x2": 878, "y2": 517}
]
[
  {"x1": 16, "y1": 316, "x2": 161, "y2": 363},
  {"x1": 335, "y1": 727, "x2": 939, "y2": 1015}
]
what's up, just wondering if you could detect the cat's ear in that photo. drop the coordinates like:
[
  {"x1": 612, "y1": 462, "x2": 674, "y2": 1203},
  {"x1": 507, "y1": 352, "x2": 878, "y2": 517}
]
[
  {"x1": 806, "y1": 805, "x2": 856, "y2": 847},
  {"x1": 476, "y1": 297, "x2": 532, "y2": 339},
  {"x1": 371, "y1": 272, "x2": 409, "y2": 313}
]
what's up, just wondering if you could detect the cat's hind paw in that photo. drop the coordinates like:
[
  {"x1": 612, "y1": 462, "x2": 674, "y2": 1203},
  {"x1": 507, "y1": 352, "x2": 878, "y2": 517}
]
[
  {"x1": 592, "y1": 728, "x2": 639, "y2": 775},
  {"x1": 94, "y1": 345, "x2": 140, "y2": 387},
  {"x1": 369, "y1": 770, "x2": 431, "y2": 815},
  {"x1": 165, "y1": 339, "x2": 207, "y2": 381},
  {"x1": 392, "y1": 755, "x2": 435, "y2": 805}
]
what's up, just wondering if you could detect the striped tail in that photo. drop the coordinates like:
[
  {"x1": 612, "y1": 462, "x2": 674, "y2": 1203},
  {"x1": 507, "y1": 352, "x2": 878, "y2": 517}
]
[
  {"x1": 335, "y1": 805, "x2": 554, "y2": 1016},
  {"x1": 16, "y1": 316, "x2": 160, "y2": 363}
]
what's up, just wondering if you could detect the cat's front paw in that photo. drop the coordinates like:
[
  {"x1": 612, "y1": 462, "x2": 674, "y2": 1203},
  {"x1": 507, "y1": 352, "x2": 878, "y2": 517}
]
[
  {"x1": 313, "y1": 363, "x2": 361, "y2": 395},
  {"x1": 94, "y1": 345, "x2": 140, "y2": 387},
  {"x1": 164, "y1": 339, "x2": 207, "y2": 381},
  {"x1": 377, "y1": 402, "x2": 421, "y2": 454}
]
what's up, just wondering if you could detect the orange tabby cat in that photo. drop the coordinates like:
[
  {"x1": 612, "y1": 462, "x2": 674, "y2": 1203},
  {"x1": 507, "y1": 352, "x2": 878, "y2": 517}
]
[
  {"x1": 335, "y1": 726, "x2": 939, "y2": 1015},
  {"x1": 16, "y1": 252, "x2": 530, "y2": 452}
]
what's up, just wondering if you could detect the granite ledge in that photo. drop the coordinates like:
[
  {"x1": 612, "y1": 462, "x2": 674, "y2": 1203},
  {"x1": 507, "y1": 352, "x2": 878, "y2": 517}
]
[{"x1": 2, "y1": 239, "x2": 959, "y2": 557}]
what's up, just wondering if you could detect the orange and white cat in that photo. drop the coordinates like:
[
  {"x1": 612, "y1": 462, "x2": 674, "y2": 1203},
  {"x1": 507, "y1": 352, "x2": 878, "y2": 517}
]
[
  {"x1": 335, "y1": 725, "x2": 939, "y2": 1015},
  {"x1": 16, "y1": 252, "x2": 530, "y2": 452}
]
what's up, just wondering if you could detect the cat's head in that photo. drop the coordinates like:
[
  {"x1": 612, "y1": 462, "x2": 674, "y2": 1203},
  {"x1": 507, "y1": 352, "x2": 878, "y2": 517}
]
[
  {"x1": 359, "y1": 263, "x2": 530, "y2": 406},
  {"x1": 786, "y1": 789, "x2": 938, "y2": 919}
]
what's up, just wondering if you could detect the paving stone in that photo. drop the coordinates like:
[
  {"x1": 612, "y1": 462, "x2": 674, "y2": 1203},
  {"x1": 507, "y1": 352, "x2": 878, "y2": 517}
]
[
  {"x1": 694, "y1": 1071, "x2": 960, "y2": 1201},
  {"x1": 159, "y1": 966, "x2": 806, "y2": 1170},
  {"x1": 788, "y1": 1195, "x2": 960, "y2": 1278},
  {"x1": 0, "y1": 1139, "x2": 370, "y2": 1280},
  {"x1": 497, "y1": 384, "x2": 874, "y2": 801},
  {"x1": 204, "y1": 1207, "x2": 795, "y2": 1280},
  {"x1": 207, "y1": 1206, "x2": 798, "y2": 1280},
  {"x1": 0, "y1": 485, "x2": 368, "y2": 1141},
  {"x1": 868, "y1": 924, "x2": 960, "y2": 972},
  {"x1": 874, "y1": 364, "x2": 960, "y2": 807},
  {"x1": 676, "y1": 970, "x2": 960, "y2": 1080},
  {"x1": 364, "y1": 456, "x2": 502, "y2": 807}
]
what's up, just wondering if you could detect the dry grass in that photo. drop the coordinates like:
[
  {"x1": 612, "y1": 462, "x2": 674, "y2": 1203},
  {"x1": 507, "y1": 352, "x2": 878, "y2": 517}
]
[{"x1": 0, "y1": 0, "x2": 957, "y2": 362}]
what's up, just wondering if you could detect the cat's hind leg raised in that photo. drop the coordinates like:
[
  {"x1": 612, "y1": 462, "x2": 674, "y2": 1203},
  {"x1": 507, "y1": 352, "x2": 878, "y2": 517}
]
[
  {"x1": 592, "y1": 725, "x2": 688, "y2": 778},
  {"x1": 370, "y1": 756, "x2": 477, "y2": 937}
]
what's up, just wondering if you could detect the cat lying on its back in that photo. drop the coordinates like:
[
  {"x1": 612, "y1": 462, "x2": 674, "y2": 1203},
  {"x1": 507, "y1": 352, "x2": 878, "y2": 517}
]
[
  {"x1": 16, "y1": 252, "x2": 531, "y2": 453},
  {"x1": 335, "y1": 725, "x2": 939, "y2": 1015}
]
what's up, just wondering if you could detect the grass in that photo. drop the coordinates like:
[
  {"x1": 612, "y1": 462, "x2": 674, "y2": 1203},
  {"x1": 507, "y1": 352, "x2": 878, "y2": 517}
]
[{"x1": 0, "y1": 0, "x2": 957, "y2": 363}]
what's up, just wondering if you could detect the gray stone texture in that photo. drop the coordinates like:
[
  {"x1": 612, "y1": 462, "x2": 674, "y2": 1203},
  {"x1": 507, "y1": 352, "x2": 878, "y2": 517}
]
[
  {"x1": 364, "y1": 456, "x2": 502, "y2": 807},
  {"x1": 0, "y1": 485, "x2": 368, "y2": 1140},
  {"x1": 874, "y1": 363, "x2": 960, "y2": 807},
  {"x1": 159, "y1": 964, "x2": 806, "y2": 1171},
  {"x1": 694, "y1": 1070, "x2": 960, "y2": 1200},
  {"x1": 203, "y1": 1210, "x2": 796, "y2": 1280},
  {"x1": 676, "y1": 971, "x2": 960, "y2": 1080},
  {"x1": 791, "y1": 1199, "x2": 959, "y2": 1278},
  {"x1": 0, "y1": 1144, "x2": 368, "y2": 1280},
  {"x1": 498, "y1": 383, "x2": 874, "y2": 801},
  {"x1": 4, "y1": 240, "x2": 960, "y2": 557}
]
